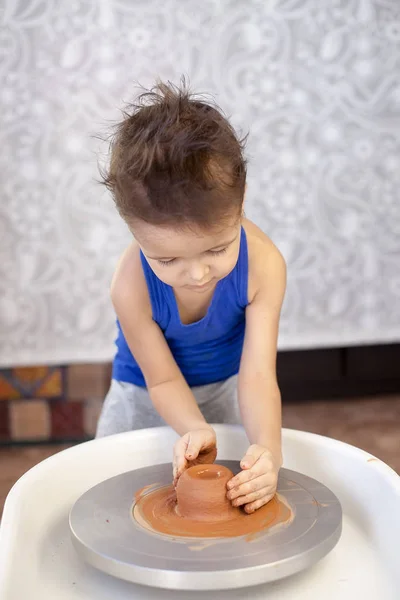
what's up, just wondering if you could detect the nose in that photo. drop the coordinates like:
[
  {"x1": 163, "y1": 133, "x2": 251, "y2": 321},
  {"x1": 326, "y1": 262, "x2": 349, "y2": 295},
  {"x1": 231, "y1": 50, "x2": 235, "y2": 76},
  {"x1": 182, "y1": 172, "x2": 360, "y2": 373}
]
[{"x1": 188, "y1": 262, "x2": 210, "y2": 283}]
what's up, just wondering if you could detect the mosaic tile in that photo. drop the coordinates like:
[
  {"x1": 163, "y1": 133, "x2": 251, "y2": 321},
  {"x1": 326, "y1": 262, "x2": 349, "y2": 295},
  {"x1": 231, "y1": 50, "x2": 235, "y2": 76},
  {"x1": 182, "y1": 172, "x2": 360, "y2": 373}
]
[
  {"x1": 10, "y1": 399, "x2": 50, "y2": 441},
  {"x1": 13, "y1": 367, "x2": 48, "y2": 383},
  {"x1": 35, "y1": 369, "x2": 63, "y2": 398},
  {"x1": 0, "y1": 377, "x2": 21, "y2": 401},
  {"x1": 0, "y1": 366, "x2": 63, "y2": 400},
  {"x1": 0, "y1": 402, "x2": 10, "y2": 440},
  {"x1": 66, "y1": 364, "x2": 108, "y2": 401},
  {"x1": 50, "y1": 401, "x2": 84, "y2": 439}
]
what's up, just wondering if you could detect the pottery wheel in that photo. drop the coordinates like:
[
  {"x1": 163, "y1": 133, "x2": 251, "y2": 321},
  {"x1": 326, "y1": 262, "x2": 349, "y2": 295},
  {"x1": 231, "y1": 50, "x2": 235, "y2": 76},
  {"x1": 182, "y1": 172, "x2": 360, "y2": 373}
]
[{"x1": 69, "y1": 461, "x2": 342, "y2": 591}]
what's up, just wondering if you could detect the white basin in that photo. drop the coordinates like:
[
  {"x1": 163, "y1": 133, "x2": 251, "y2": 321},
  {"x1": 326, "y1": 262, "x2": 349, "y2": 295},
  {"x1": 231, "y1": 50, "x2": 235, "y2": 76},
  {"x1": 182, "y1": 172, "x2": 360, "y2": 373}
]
[{"x1": 0, "y1": 425, "x2": 399, "y2": 599}]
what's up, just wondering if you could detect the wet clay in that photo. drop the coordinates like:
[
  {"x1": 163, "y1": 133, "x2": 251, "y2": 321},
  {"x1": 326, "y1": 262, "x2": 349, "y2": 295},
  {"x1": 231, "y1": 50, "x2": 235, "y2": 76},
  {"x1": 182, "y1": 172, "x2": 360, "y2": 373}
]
[
  {"x1": 134, "y1": 463, "x2": 292, "y2": 538},
  {"x1": 189, "y1": 445, "x2": 217, "y2": 467},
  {"x1": 176, "y1": 464, "x2": 239, "y2": 522}
]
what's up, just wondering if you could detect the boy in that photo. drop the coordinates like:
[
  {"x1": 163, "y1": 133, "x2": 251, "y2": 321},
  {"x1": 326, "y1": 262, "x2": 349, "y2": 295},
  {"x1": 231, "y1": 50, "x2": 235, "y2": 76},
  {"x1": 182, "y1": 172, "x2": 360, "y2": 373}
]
[{"x1": 96, "y1": 81, "x2": 286, "y2": 514}]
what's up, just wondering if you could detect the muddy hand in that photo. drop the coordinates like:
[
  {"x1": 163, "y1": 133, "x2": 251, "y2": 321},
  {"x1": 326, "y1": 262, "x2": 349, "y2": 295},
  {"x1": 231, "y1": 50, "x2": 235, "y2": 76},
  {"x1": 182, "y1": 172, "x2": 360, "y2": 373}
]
[
  {"x1": 172, "y1": 427, "x2": 217, "y2": 487},
  {"x1": 226, "y1": 444, "x2": 280, "y2": 513}
]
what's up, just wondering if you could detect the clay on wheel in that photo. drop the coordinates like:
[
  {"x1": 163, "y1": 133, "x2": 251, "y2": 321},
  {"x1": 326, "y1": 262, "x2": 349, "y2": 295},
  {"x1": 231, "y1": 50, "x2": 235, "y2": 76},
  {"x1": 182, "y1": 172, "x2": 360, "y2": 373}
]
[
  {"x1": 134, "y1": 463, "x2": 293, "y2": 539},
  {"x1": 176, "y1": 464, "x2": 237, "y2": 522}
]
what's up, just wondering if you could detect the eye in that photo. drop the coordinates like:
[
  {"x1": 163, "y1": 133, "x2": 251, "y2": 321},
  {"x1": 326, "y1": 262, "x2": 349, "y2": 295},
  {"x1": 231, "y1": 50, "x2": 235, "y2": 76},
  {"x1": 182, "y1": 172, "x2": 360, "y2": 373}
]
[
  {"x1": 157, "y1": 259, "x2": 176, "y2": 266},
  {"x1": 209, "y1": 247, "x2": 228, "y2": 256}
]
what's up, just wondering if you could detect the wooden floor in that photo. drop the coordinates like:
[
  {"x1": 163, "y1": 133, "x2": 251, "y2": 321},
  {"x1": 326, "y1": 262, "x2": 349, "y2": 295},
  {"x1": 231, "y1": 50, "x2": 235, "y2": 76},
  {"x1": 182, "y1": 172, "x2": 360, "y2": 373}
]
[{"x1": 1, "y1": 395, "x2": 399, "y2": 517}]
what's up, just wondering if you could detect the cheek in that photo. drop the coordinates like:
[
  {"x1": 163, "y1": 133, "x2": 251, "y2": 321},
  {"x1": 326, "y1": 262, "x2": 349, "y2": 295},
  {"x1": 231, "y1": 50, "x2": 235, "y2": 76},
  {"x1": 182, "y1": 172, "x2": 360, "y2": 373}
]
[
  {"x1": 215, "y1": 254, "x2": 239, "y2": 276},
  {"x1": 152, "y1": 265, "x2": 181, "y2": 284}
]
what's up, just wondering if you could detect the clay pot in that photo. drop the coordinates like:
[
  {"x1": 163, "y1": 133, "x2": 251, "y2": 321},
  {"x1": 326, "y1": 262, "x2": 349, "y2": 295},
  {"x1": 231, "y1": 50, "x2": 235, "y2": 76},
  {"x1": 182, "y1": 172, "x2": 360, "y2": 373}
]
[
  {"x1": 193, "y1": 445, "x2": 217, "y2": 466},
  {"x1": 176, "y1": 464, "x2": 238, "y2": 522}
]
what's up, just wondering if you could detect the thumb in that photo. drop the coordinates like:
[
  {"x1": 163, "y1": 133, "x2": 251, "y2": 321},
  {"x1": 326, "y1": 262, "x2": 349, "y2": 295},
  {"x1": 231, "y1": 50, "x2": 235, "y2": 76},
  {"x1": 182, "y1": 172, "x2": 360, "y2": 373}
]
[
  {"x1": 240, "y1": 445, "x2": 261, "y2": 469},
  {"x1": 185, "y1": 432, "x2": 203, "y2": 460},
  {"x1": 173, "y1": 435, "x2": 189, "y2": 477}
]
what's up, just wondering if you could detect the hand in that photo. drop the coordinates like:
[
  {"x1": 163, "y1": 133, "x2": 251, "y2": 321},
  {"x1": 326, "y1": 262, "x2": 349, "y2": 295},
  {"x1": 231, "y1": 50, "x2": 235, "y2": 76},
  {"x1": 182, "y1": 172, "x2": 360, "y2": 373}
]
[
  {"x1": 173, "y1": 427, "x2": 217, "y2": 487},
  {"x1": 226, "y1": 444, "x2": 281, "y2": 513}
]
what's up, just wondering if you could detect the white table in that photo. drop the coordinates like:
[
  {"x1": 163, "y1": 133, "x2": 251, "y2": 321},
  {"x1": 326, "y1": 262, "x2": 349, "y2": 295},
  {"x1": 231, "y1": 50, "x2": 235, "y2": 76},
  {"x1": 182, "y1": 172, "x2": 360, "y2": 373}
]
[{"x1": 1, "y1": 425, "x2": 399, "y2": 599}]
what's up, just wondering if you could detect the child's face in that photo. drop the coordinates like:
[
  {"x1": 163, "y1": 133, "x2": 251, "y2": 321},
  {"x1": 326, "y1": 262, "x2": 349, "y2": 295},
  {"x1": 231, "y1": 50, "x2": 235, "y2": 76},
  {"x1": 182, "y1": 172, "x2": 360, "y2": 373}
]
[{"x1": 132, "y1": 218, "x2": 242, "y2": 292}]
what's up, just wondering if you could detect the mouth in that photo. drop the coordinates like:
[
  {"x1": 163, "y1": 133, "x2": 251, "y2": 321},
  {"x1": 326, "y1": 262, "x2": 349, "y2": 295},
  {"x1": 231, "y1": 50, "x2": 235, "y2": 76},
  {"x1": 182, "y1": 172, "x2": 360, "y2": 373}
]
[{"x1": 186, "y1": 280, "x2": 213, "y2": 290}]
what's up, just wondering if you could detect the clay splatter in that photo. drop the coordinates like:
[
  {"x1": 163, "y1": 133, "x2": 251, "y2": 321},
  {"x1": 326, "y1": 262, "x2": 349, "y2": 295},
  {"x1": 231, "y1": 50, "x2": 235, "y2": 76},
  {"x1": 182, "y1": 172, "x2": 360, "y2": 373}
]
[{"x1": 133, "y1": 464, "x2": 292, "y2": 539}]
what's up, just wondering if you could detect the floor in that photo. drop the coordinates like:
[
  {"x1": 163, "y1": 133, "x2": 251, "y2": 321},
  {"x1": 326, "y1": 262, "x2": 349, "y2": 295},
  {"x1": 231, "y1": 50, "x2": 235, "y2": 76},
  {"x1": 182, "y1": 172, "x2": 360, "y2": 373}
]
[{"x1": 1, "y1": 395, "x2": 399, "y2": 517}]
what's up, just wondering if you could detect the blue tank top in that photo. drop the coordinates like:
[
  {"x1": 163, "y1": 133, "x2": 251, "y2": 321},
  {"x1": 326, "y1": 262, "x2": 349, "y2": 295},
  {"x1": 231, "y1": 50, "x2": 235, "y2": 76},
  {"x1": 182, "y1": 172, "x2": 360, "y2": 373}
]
[{"x1": 112, "y1": 226, "x2": 249, "y2": 387}]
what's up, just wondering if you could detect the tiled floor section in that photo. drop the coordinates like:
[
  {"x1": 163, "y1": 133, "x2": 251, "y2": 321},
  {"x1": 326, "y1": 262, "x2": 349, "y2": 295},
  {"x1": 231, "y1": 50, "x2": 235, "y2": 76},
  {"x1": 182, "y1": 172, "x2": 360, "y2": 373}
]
[
  {"x1": 0, "y1": 444, "x2": 70, "y2": 518},
  {"x1": 283, "y1": 395, "x2": 400, "y2": 473},
  {"x1": 1, "y1": 395, "x2": 399, "y2": 517}
]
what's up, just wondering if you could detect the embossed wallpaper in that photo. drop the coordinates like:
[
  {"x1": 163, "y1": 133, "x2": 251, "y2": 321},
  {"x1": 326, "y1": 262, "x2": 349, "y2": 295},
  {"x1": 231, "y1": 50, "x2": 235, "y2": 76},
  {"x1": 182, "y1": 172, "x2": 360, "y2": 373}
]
[{"x1": 1, "y1": 0, "x2": 399, "y2": 367}]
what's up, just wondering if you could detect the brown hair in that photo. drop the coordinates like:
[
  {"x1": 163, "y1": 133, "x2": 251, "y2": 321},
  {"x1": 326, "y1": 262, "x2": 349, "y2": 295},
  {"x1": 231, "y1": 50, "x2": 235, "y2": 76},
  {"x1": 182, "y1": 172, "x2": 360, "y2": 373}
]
[{"x1": 101, "y1": 80, "x2": 247, "y2": 229}]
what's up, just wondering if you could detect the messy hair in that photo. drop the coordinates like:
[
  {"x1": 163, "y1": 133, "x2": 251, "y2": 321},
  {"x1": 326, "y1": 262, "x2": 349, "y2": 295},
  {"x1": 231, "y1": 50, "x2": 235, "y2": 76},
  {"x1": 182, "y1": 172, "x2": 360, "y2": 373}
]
[{"x1": 101, "y1": 79, "x2": 247, "y2": 229}]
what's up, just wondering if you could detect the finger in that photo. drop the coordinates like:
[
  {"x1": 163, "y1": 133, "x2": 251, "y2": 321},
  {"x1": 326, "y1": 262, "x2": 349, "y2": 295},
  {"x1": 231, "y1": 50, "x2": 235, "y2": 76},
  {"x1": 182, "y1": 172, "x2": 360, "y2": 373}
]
[
  {"x1": 228, "y1": 475, "x2": 274, "y2": 501},
  {"x1": 227, "y1": 474, "x2": 274, "y2": 500},
  {"x1": 173, "y1": 458, "x2": 189, "y2": 487},
  {"x1": 174, "y1": 457, "x2": 187, "y2": 480},
  {"x1": 240, "y1": 445, "x2": 264, "y2": 470},
  {"x1": 185, "y1": 434, "x2": 200, "y2": 460},
  {"x1": 231, "y1": 486, "x2": 273, "y2": 507},
  {"x1": 245, "y1": 493, "x2": 275, "y2": 514},
  {"x1": 173, "y1": 471, "x2": 183, "y2": 488},
  {"x1": 173, "y1": 436, "x2": 188, "y2": 463},
  {"x1": 173, "y1": 456, "x2": 185, "y2": 480},
  {"x1": 173, "y1": 465, "x2": 184, "y2": 487},
  {"x1": 185, "y1": 431, "x2": 205, "y2": 460},
  {"x1": 173, "y1": 437, "x2": 189, "y2": 477},
  {"x1": 227, "y1": 461, "x2": 268, "y2": 490}
]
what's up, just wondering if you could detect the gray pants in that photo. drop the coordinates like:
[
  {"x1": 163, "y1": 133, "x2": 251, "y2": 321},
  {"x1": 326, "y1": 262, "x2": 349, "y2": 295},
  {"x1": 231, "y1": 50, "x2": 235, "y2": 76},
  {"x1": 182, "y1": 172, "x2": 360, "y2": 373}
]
[{"x1": 96, "y1": 376, "x2": 241, "y2": 438}]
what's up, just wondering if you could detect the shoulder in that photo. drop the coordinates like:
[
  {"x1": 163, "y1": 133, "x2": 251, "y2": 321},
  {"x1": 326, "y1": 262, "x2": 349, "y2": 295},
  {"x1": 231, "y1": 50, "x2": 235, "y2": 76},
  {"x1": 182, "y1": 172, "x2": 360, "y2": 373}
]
[
  {"x1": 111, "y1": 240, "x2": 152, "y2": 319},
  {"x1": 242, "y1": 218, "x2": 286, "y2": 305}
]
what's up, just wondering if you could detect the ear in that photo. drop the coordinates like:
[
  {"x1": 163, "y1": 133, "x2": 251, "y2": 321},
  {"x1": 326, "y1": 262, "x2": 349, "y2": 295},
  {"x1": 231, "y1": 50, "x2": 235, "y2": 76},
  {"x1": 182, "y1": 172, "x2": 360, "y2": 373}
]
[
  {"x1": 241, "y1": 186, "x2": 246, "y2": 216},
  {"x1": 241, "y1": 200, "x2": 246, "y2": 219}
]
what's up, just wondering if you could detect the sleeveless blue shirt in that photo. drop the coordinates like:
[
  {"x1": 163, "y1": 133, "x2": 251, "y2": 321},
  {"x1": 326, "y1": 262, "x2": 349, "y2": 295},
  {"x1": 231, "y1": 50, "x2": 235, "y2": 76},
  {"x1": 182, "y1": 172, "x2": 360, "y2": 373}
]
[{"x1": 112, "y1": 226, "x2": 249, "y2": 387}]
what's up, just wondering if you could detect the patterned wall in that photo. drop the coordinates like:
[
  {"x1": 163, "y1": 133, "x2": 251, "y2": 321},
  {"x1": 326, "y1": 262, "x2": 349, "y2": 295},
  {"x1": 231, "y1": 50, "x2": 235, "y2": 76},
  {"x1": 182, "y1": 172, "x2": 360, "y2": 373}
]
[{"x1": 1, "y1": 0, "x2": 400, "y2": 369}]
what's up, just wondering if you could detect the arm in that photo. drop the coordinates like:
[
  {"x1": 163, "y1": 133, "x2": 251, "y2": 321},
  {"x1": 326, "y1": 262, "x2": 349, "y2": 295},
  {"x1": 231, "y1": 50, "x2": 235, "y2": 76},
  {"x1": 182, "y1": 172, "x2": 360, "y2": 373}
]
[
  {"x1": 111, "y1": 245, "x2": 212, "y2": 437},
  {"x1": 227, "y1": 240, "x2": 286, "y2": 512},
  {"x1": 237, "y1": 247, "x2": 286, "y2": 465}
]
